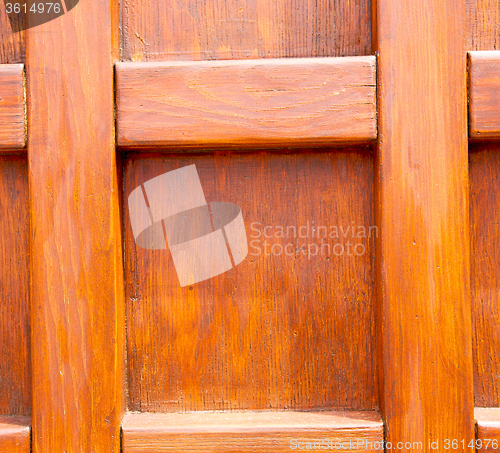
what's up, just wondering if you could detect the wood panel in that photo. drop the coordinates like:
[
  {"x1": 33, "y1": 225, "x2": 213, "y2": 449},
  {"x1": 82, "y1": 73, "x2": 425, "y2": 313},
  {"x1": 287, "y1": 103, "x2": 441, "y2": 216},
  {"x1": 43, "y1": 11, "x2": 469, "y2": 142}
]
[
  {"x1": 470, "y1": 144, "x2": 500, "y2": 407},
  {"x1": 0, "y1": 1, "x2": 25, "y2": 63},
  {"x1": 374, "y1": 0, "x2": 474, "y2": 451},
  {"x1": 467, "y1": 0, "x2": 500, "y2": 51},
  {"x1": 0, "y1": 65, "x2": 25, "y2": 150},
  {"x1": 0, "y1": 416, "x2": 30, "y2": 453},
  {"x1": 124, "y1": 148, "x2": 377, "y2": 412},
  {"x1": 469, "y1": 51, "x2": 500, "y2": 139},
  {"x1": 26, "y1": 0, "x2": 124, "y2": 452},
  {"x1": 0, "y1": 156, "x2": 30, "y2": 416},
  {"x1": 122, "y1": 411, "x2": 383, "y2": 453},
  {"x1": 121, "y1": 0, "x2": 372, "y2": 62},
  {"x1": 475, "y1": 408, "x2": 500, "y2": 453},
  {"x1": 117, "y1": 57, "x2": 376, "y2": 149}
]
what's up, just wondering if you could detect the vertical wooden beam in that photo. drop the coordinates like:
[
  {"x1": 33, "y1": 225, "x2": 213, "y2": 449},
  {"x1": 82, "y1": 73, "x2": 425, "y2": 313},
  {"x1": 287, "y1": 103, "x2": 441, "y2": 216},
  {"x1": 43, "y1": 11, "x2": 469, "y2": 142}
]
[
  {"x1": 374, "y1": 1, "x2": 474, "y2": 451},
  {"x1": 27, "y1": 1, "x2": 124, "y2": 452}
]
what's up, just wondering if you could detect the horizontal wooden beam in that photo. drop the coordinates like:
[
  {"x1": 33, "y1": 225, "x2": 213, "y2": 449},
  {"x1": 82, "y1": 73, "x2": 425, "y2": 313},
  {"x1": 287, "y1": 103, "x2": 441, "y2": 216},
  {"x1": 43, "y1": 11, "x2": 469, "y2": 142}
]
[
  {"x1": 122, "y1": 411, "x2": 383, "y2": 452},
  {"x1": 0, "y1": 417, "x2": 30, "y2": 453},
  {"x1": 475, "y1": 408, "x2": 500, "y2": 453},
  {"x1": 116, "y1": 56, "x2": 377, "y2": 149},
  {"x1": 0, "y1": 65, "x2": 25, "y2": 150},
  {"x1": 469, "y1": 51, "x2": 500, "y2": 140},
  {"x1": 5, "y1": 55, "x2": 500, "y2": 148}
]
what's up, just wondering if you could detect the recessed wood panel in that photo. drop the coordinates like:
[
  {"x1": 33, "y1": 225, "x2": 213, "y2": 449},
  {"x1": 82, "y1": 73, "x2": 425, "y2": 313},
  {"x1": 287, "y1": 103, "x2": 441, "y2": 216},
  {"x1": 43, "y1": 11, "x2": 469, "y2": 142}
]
[
  {"x1": 121, "y1": 0, "x2": 372, "y2": 62},
  {"x1": 122, "y1": 411, "x2": 383, "y2": 452},
  {"x1": 124, "y1": 148, "x2": 376, "y2": 411},
  {"x1": 468, "y1": 0, "x2": 500, "y2": 51},
  {"x1": 470, "y1": 144, "x2": 500, "y2": 407},
  {"x1": 0, "y1": 156, "x2": 30, "y2": 415}
]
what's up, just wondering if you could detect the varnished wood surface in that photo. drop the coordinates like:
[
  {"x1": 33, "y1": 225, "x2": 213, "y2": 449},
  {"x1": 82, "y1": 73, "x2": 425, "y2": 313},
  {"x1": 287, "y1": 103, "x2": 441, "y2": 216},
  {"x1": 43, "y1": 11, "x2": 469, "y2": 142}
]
[
  {"x1": 124, "y1": 148, "x2": 377, "y2": 412},
  {"x1": 374, "y1": 0, "x2": 474, "y2": 451},
  {"x1": 467, "y1": 0, "x2": 500, "y2": 50},
  {"x1": 0, "y1": 4, "x2": 24, "y2": 64},
  {"x1": 0, "y1": 416, "x2": 30, "y2": 453},
  {"x1": 0, "y1": 65, "x2": 25, "y2": 149},
  {"x1": 122, "y1": 411, "x2": 383, "y2": 452},
  {"x1": 470, "y1": 145, "x2": 500, "y2": 407},
  {"x1": 116, "y1": 57, "x2": 376, "y2": 149},
  {"x1": 0, "y1": 156, "x2": 30, "y2": 416},
  {"x1": 121, "y1": 0, "x2": 372, "y2": 62},
  {"x1": 469, "y1": 51, "x2": 500, "y2": 139},
  {"x1": 26, "y1": 0, "x2": 124, "y2": 452},
  {"x1": 475, "y1": 408, "x2": 500, "y2": 453}
]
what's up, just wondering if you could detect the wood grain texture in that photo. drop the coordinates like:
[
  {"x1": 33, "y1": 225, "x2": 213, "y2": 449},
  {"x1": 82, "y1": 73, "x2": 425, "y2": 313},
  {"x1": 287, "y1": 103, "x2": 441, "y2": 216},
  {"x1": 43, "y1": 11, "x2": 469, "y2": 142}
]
[
  {"x1": 0, "y1": 3, "x2": 25, "y2": 63},
  {"x1": 26, "y1": 0, "x2": 124, "y2": 451},
  {"x1": 0, "y1": 156, "x2": 30, "y2": 416},
  {"x1": 469, "y1": 51, "x2": 500, "y2": 139},
  {"x1": 374, "y1": 0, "x2": 474, "y2": 451},
  {"x1": 475, "y1": 408, "x2": 500, "y2": 453},
  {"x1": 122, "y1": 411, "x2": 383, "y2": 453},
  {"x1": 0, "y1": 416, "x2": 30, "y2": 453},
  {"x1": 121, "y1": 0, "x2": 371, "y2": 62},
  {"x1": 467, "y1": 0, "x2": 500, "y2": 50},
  {"x1": 116, "y1": 57, "x2": 376, "y2": 149},
  {"x1": 124, "y1": 148, "x2": 377, "y2": 412},
  {"x1": 0, "y1": 65, "x2": 25, "y2": 149},
  {"x1": 470, "y1": 145, "x2": 500, "y2": 407}
]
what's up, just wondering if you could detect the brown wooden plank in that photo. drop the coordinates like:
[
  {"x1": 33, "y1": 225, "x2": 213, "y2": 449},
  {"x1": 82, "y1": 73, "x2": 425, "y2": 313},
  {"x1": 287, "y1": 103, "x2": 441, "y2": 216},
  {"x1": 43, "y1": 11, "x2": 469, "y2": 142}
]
[
  {"x1": 0, "y1": 156, "x2": 30, "y2": 416},
  {"x1": 0, "y1": 416, "x2": 30, "y2": 453},
  {"x1": 117, "y1": 57, "x2": 376, "y2": 149},
  {"x1": 121, "y1": 0, "x2": 371, "y2": 62},
  {"x1": 470, "y1": 144, "x2": 500, "y2": 406},
  {"x1": 467, "y1": 0, "x2": 500, "y2": 51},
  {"x1": 0, "y1": 65, "x2": 25, "y2": 149},
  {"x1": 26, "y1": 0, "x2": 124, "y2": 452},
  {"x1": 374, "y1": 0, "x2": 474, "y2": 451},
  {"x1": 124, "y1": 149, "x2": 377, "y2": 412},
  {"x1": 469, "y1": 51, "x2": 500, "y2": 139},
  {"x1": 122, "y1": 411, "x2": 383, "y2": 453},
  {"x1": 475, "y1": 408, "x2": 500, "y2": 453}
]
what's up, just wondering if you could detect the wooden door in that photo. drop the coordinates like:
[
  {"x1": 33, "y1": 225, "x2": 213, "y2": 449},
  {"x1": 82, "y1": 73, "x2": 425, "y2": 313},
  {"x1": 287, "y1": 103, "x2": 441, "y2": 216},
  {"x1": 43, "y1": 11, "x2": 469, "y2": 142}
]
[{"x1": 0, "y1": 1, "x2": 499, "y2": 452}]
